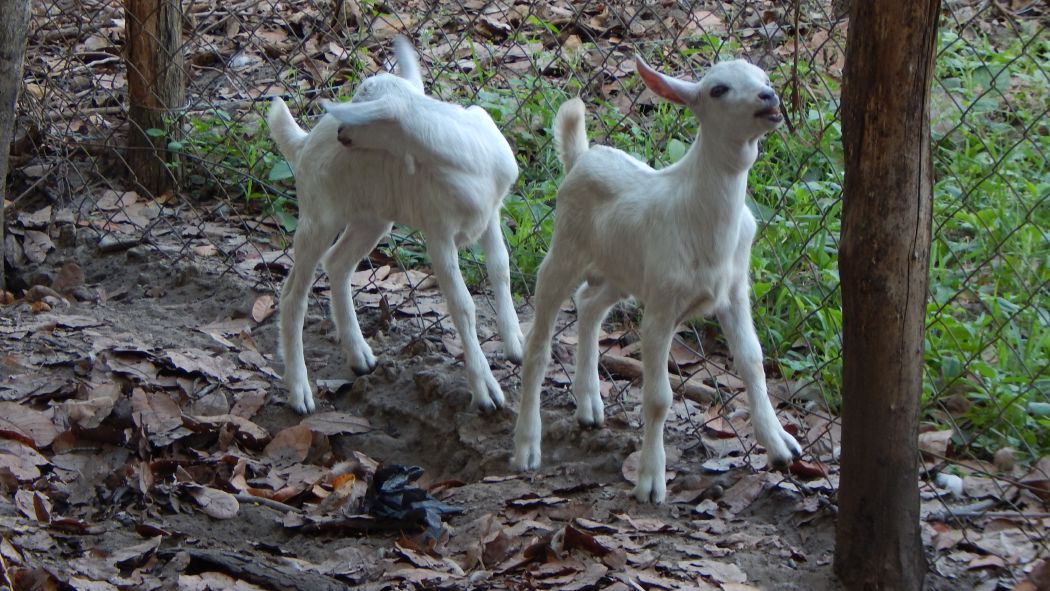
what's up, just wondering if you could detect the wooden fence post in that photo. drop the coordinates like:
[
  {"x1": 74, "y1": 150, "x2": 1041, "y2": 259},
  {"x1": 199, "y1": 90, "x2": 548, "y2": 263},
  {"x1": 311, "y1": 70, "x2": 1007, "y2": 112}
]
[
  {"x1": 834, "y1": 0, "x2": 941, "y2": 589},
  {"x1": 0, "y1": 0, "x2": 32, "y2": 291},
  {"x1": 125, "y1": 0, "x2": 185, "y2": 197}
]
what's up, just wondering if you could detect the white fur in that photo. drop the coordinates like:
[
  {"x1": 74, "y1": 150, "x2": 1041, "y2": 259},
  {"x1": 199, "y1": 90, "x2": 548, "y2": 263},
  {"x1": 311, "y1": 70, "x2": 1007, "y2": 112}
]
[
  {"x1": 512, "y1": 57, "x2": 803, "y2": 503},
  {"x1": 269, "y1": 36, "x2": 524, "y2": 414}
]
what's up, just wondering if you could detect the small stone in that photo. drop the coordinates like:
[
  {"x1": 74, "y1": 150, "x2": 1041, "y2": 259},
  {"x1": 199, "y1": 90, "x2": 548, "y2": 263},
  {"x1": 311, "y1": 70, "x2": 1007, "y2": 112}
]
[
  {"x1": 99, "y1": 234, "x2": 141, "y2": 253},
  {"x1": 126, "y1": 245, "x2": 150, "y2": 260},
  {"x1": 993, "y1": 447, "x2": 1015, "y2": 472}
]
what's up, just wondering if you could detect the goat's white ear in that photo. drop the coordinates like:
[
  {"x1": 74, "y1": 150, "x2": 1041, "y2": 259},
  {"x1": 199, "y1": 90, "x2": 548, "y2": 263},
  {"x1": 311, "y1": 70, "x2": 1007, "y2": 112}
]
[
  {"x1": 324, "y1": 99, "x2": 399, "y2": 126},
  {"x1": 635, "y1": 56, "x2": 697, "y2": 105}
]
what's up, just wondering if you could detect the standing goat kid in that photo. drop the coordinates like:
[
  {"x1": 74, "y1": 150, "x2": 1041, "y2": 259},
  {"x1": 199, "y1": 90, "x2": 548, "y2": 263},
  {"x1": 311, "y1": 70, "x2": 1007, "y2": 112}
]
[
  {"x1": 513, "y1": 57, "x2": 802, "y2": 503},
  {"x1": 268, "y1": 37, "x2": 524, "y2": 414}
]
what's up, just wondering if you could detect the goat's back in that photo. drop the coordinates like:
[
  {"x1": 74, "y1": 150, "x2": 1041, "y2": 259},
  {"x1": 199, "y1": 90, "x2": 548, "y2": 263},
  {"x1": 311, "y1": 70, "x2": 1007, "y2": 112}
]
[
  {"x1": 552, "y1": 143, "x2": 753, "y2": 311},
  {"x1": 293, "y1": 111, "x2": 515, "y2": 244}
]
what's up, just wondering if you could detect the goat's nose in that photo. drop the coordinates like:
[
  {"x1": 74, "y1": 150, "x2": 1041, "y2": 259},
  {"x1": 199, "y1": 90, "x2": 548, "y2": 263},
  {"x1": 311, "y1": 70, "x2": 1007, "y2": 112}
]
[{"x1": 759, "y1": 90, "x2": 778, "y2": 105}]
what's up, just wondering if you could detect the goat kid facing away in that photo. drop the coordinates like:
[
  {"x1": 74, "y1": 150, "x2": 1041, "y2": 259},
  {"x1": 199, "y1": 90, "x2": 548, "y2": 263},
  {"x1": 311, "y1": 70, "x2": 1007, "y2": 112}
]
[
  {"x1": 268, "y1": 36, "x2": 524, "y2": 415},
  {"x1": 513, "y1": 57, "x2": 803, "y2": 503}
]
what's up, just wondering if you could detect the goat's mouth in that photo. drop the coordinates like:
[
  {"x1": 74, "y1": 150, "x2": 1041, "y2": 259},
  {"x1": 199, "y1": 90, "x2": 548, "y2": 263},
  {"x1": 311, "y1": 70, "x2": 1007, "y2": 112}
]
[{"x1": 755, "y1": 107, "x2": 783, "y2": 123}]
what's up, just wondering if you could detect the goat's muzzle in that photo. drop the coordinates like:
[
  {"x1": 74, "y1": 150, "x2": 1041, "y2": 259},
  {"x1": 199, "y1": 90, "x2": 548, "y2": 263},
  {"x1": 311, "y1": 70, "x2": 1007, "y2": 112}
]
[
  {"x1": 336, "y1": 124, "x2": 353, "y2": 146},
  {"x1": 754, "y1": 94, "x2": 783, "y2": 123}
]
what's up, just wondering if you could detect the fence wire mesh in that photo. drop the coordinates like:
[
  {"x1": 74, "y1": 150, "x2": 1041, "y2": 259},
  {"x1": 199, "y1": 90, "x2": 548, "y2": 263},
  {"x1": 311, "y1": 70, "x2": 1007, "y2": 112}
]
[{"x1": 6, "y1": 0, "x2": 1048, "y2": 585}]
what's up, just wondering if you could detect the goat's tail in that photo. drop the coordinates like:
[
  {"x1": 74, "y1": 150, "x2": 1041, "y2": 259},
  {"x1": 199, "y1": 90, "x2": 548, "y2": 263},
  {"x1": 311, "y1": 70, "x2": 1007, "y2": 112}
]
[
  {"x1": 554, "y1": 97, "x2": 588, "y2": 174},
  {"x1": 393, "y1": 35, "x2": 425, "y2": 94},
  {"x1": 267, "y1": 97, "x2": 308, "y2": 164}
]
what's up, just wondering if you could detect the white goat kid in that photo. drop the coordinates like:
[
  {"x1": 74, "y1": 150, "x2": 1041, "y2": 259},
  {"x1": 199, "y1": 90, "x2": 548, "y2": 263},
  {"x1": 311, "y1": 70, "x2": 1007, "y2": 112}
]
[
  {"x1": 512, "y1": 57, "x2": 802, "y2": 503},
  {"x1": 268, "y1": 37, "x2": 524, "y2": 414}
]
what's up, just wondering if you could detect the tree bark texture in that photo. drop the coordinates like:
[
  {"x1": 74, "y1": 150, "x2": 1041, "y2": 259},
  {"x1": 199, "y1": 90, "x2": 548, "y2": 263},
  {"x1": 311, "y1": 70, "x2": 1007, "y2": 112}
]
[
  {"x1": 125, "y1": 0, "x2": 185, "y2": 197},
  {"x1": 0, "y1": 0, "x2": 31, "y2": 291},
  {"x1": 834, "y1": 0, "x2": 940, "y2": 590}
]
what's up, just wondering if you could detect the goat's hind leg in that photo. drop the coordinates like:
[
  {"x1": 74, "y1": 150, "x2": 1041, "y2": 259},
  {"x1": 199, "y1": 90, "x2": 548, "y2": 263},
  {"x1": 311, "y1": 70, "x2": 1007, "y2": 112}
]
[
  {"x1": 478, "y1": 211, "x2": 524, "y2": 364},
  {"x1": 427, "y1": 234, "x2": 505, "y2": 411},
  {"x1": 716, "y1": 280, "x2": 802, "y2": 468},
  {"x1": 280, "y1": 220, "x2": 342, "y2": 414},
  {"x1": 324, "y1": 218, "x2": 393, "y2": 376},
  {"x1": 512, "y1": 245, "x2": 583, "y2": 470},
  {"x1": 573, "y1": 277, "x2": 622, "y2": 427}
]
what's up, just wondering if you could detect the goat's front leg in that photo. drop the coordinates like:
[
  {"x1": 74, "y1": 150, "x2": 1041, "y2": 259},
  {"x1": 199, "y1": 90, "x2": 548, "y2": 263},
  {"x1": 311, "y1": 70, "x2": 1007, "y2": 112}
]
[
  {"x1": 478, "y1": 211, "x2": 524, "y2": 364},
  {"x1": 512, "y1": 246, "x2": 583, "y2": 470},
  {"x1": 280, "y1": 222, "x2": 340, "y2": 414},
  {"x1": 323, "y1": 219, "x2": 392, "y2": 376},
  {"x1": 634, "y1": 307, "x2": 679, "y2": 503},
  {"x1": 573, "y1": 278, "x2": 623, "y2": 427},
  {"x1": 427, "y1": 235, "x2": 504, "y2": 411},
  {"x1": 717, "y1": 280, "x2": 802, "y2": 468}
]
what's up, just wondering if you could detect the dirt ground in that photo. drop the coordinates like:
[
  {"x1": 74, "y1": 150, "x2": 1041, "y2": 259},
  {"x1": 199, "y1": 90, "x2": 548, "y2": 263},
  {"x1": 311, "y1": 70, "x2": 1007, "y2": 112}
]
[{"x1": 3, "y1": 192, "x2": 1041, "y2": 591}]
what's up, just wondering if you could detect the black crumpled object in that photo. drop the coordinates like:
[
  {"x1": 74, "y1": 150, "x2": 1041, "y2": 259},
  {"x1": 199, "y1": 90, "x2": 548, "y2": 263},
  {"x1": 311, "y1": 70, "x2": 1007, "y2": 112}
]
[{"x1": 362, "y1": 464, "x2": 463, "y2": 540}]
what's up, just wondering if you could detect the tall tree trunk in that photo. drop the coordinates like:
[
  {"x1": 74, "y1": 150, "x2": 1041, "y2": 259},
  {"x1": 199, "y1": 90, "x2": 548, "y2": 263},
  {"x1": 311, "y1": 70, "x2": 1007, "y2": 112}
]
[
  {"x1": 834, "y1": 0, "x2": 940, "y2": 589},
  {"x1": 0, "y1": 0, "x2": 31, "y2": 291},
  {"x1": 125, "y1": 0, "x2": 185, "y2": 197}
]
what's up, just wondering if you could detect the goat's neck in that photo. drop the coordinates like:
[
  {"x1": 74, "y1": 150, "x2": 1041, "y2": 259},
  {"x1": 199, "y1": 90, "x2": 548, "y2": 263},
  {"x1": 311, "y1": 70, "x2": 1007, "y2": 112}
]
[{"x1": 668, "y1": 129, "x2": 758, "y2": 219}]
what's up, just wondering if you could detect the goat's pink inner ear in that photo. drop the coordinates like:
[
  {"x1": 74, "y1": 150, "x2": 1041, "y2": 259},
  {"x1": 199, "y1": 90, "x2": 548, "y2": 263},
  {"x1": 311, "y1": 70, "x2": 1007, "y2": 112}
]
[{"x1": 636, "y1": 58, "x2": 687, "y2": 105}]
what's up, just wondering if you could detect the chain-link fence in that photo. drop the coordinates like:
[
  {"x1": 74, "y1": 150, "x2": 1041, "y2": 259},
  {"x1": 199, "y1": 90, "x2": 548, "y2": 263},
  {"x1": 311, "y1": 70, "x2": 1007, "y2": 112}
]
[{"x1": 6, "y1": 0, "x2": 1048, "y2": 583}]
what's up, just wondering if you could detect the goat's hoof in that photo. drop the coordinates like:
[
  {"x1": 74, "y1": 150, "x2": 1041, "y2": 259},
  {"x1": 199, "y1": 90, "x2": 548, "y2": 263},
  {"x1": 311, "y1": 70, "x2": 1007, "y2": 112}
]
[
  {"x1": 287, "y1": 382, "x2": 316, "y2": 415},
  {"x1": 574, "y1": 394, "x2": 605, "y2": 428},
  {"x1": 577, "y1": 417, "x2": 602, "y2": 429},
  {"x1": 347, "y1": 348, "x2": 378, "y2": 376},
  {"x1": 472, "y1": 375, "x2": 505, "y2": 412},
  {"x1": 503, "y1": 331, "x2": 525, "y2": 365},
  {"x1": 511, "y1": 443, "x2": 541, "y2": 471},
  {"x1": 474, "y1": 397, "x2": 499, "y2": 413},
  {"x1": 351, "y1": 358, "x2": 377, "y2": 376},
  {"x1": 632, "y1": 474, "x2": 667, "y2": 504},
  {"x1": 765, "y1": 428, "x2": 803, "y2": 469}
]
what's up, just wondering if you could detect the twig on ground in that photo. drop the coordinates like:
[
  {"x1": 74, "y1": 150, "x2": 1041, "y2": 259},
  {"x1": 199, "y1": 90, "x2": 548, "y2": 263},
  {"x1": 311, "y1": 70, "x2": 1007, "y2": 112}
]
[
  {"x1": 11, "y1": 164, "x2": 58, "y2": 208},
  {"x1": 233, "y1": 493, "x2": 297, "y2": 514},
  {"x1": 600, "y1": 353, "x2": 717, "y2": 404}
]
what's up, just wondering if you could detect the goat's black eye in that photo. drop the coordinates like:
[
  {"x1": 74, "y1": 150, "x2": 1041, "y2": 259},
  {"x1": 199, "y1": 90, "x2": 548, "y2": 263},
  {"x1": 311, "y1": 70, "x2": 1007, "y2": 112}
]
[{"x1": 710, "y1": 85, "x2": 729, "y2": 98}]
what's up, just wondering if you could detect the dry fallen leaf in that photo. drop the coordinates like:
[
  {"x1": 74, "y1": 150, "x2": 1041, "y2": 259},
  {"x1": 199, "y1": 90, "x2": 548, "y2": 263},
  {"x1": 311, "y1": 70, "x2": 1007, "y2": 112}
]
[
  {"x1": 193, "y1": 244, "x2": 219, "y2": 257},
  {"x1": 251, "y1": 294, "x2": 276, "y2": 323},
  {"x1": 110, "y1": 535, "x2": 163, "y2": 568},
  {"x1": 187, "y1": 485, "x2": 240, "y2": 519},
  {"x1": 164, "y1": 349, "x2": 233, "y2": 381},
  {"x1": 14, "y1": 489, "x2": 52, "y2": 522},
  {"x1": 23, "y1": 230, "x2": 54, "y2": 263},
  {"x1": 0, "y1": 438, "x2": 50, "y2": 481},
  {"x1": 507, "y1": 494, "x2": 569, "y2": 509},
  {"x1": 131, "y1": 388, "x2": 187, "y2": 446},
  {"x1": 179, "y1": 572, "x2": 268, "y2": 590},
  {"x1": 918, "y1": 429, "x2": 954, "y2": 459},
  {"x1": 720, "y1": 473, "x2": 768, "y2": 515},
  {"x1": 690, "y1": 558, "x2": 747, "y2": 584},
  {"x1": 301, "y1": 411, "x2": 372, "y2": 436},
  {"x1": 263, "y1": 424, "x2": 313, "y2": 465},
  {"x1": 788, "y1": 460, "x2": 828, "y2": 480},
  {"x1": 0, "y1": 402, "x2": 60, "y2": 447}
]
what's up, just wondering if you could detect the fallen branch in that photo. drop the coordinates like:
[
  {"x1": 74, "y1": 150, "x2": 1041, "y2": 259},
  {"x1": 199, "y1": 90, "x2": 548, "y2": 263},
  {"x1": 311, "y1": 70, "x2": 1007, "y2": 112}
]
[
  {"x1": 927, "y1": 499, "x2": 997, "y2": 521},
  {"x1": 11, "y1": 163, "x2": 58, "y2": 207},
  {"x1": 599, "y1": 353, "x2": 717, "y2": 404},
  {"x1": 233, "y1": 492, "x2": 296, "y2": 514},
  {"x1": 174, "y1": 548, "x2": 348, "y2": 591}
]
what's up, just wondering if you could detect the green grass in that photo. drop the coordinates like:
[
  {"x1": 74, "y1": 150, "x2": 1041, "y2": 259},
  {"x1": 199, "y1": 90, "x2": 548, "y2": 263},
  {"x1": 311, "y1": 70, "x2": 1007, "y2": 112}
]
[
  {"x1": 923, "y1": 27, "x2": 1049, "y2": 459},
  {"x1": 177, "y1": 24, "x2": 1047, "y2": 462}
]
